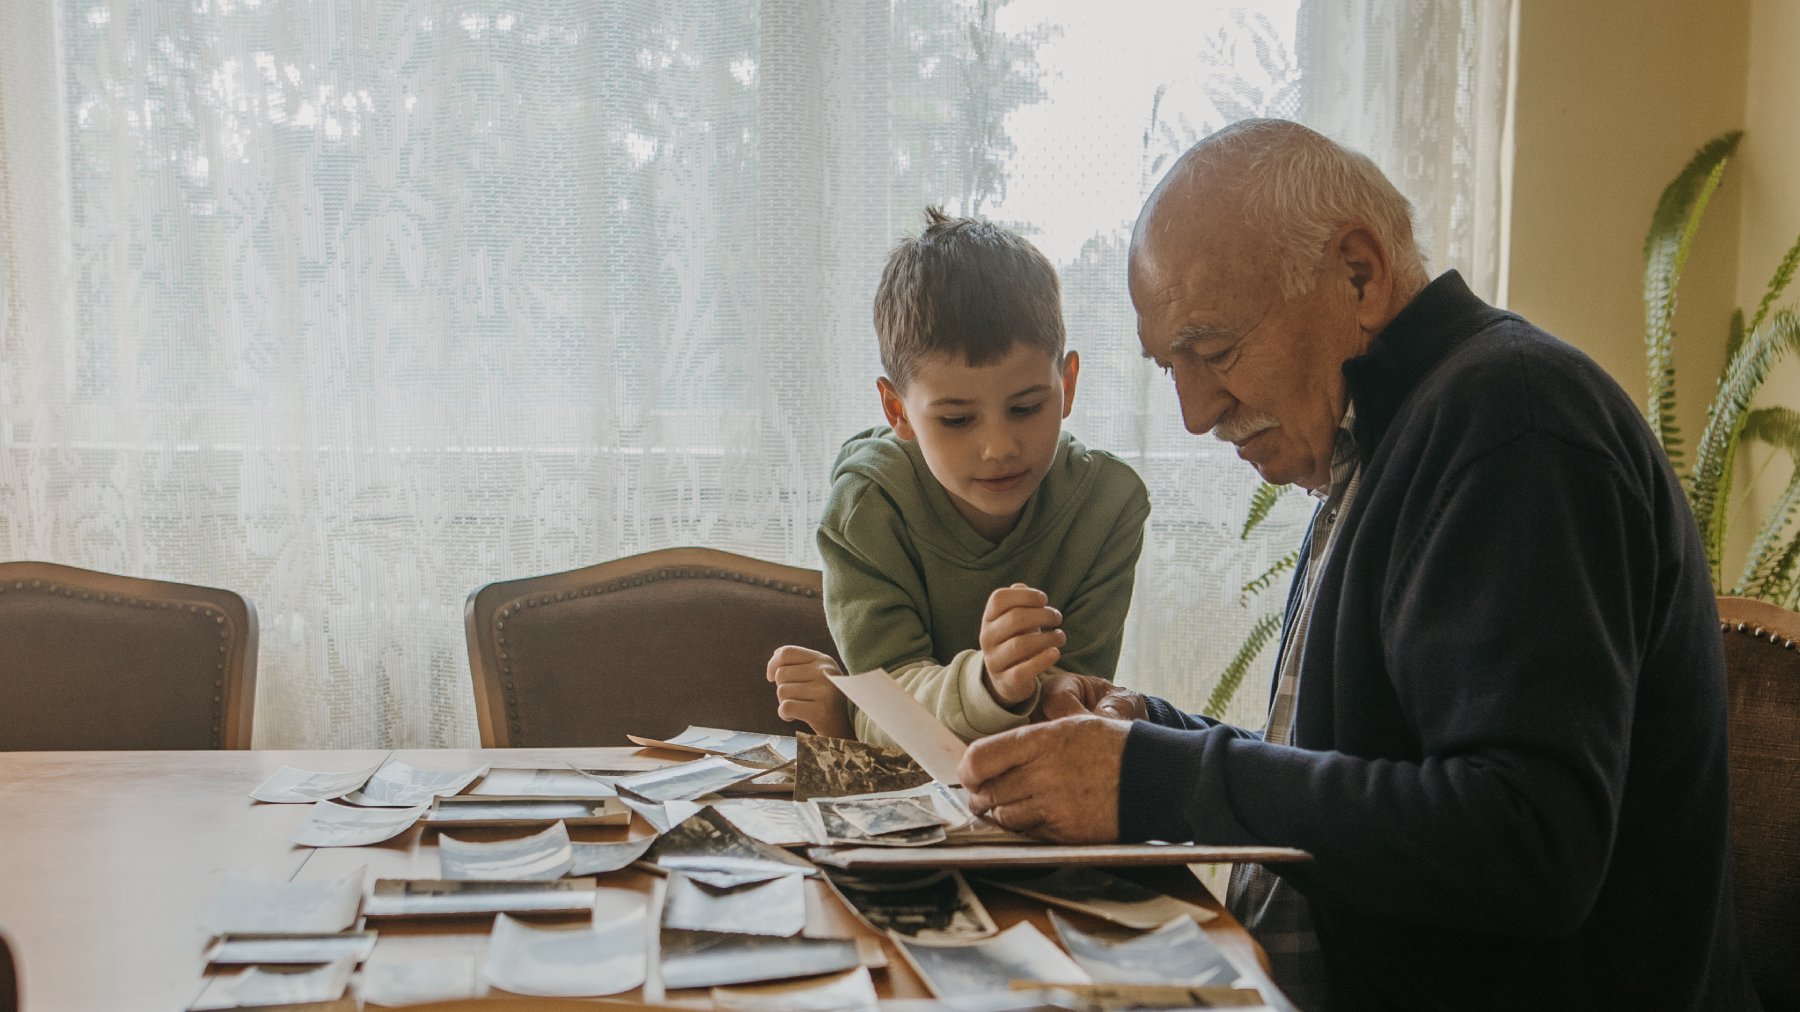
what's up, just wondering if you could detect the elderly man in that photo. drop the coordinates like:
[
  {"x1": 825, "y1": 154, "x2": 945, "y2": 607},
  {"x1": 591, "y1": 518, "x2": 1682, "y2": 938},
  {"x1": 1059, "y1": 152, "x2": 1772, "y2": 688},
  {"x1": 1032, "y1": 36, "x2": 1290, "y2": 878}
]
[{"x1": 958, "y1": 119, "x2": 1754, "y2": 1010}]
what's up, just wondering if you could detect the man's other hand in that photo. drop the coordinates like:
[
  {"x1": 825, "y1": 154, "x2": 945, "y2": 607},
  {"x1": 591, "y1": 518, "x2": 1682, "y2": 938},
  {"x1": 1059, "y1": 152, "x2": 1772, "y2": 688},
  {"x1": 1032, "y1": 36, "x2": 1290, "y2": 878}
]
[
  {"x1": 979, "y1": 583, "x2": 1066, "y2": 707},
  {"x1": 765, "y1": 645, "x2": 853, "y2": 739},
  {"x1": 1036, "y1": 670, "x2": 1147, "y2": 722},
  {"x1": 959, "y1": 715, "x2": 1127, "y2": 843}
]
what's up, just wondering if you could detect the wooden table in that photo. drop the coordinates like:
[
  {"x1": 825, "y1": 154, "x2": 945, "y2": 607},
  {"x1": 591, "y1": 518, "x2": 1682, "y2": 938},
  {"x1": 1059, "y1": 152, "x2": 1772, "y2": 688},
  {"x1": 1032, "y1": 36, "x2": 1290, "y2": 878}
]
[{"x1": 0, "y1": 749, "x2": 1292, "y2": 1011}]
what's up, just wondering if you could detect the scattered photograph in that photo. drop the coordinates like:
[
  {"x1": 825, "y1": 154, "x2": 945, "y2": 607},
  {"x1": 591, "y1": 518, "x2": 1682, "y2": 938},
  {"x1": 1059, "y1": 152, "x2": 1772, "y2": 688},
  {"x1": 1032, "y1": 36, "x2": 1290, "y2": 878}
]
[
  {"x1": 202, "y1": 870, "x2": 364, "y2": 934},
  {"x1": 248, "y1": 761, "x2": 383, "y2": 804},
  {"x1": 620, "y1": 796, "x2": 705, "y2": 835},
  {"x1": 710, "y1": 966, "x2": 880, "y2": 1012},
  {"x1": 895, "y1": 921, "x2": 1088, "y2": 1000},
  {"x1": 1050, "y1": 912, "x2": 1240, "y2": 987},
  {"x1": 468, "y1": 767, "x2": 619, "y2": 799},
  {"x1": 188, "y1": 954, "x2": 356, "y2": 1010},
  {"x1": 661, "y1": 872, "x2": 807, "y2": 937},
  {"x1": 821, "y1": 796, "x2": 946, "y2": 836},
  {"x1": 204, "y1": 932, "x2": 377, "y2": 966},
  {"x1": 483, "y1": 907, "x2": 647, "y2": 997},
  {"x1": 362, "y1": 877, "x2": 597, "y2": 918},
  {"x1": 567, "y1": 837, "x2": 656, "y2": 876},
  {"x1": 422, "y1": 796, "x2": 626, "y2": 827},
  {"x1": 342, "y1": 758, "x2": 488, "y2": 807},
  {"x1": 722, "y1": 743, "x2": 795, "y2": 771},
  {"x1": 630, "y1": 726, "x2": 798, "y2": 761},
  {"x1": 794, "y1": 733, "x2": 932, "y2": 801},
  {"x1": 822, "y1": 868, "x2": 997, "y2": 943},
  {"x1": 437, "y1": 821, "x2": 575, "y2": 881},
  {"x1": 357, "y1": 955, "x2": 481, "y2": 1007},
  {"x1": 650, "y1": 808, "x2": 817, "y2": 888},
  {"x1": 289, "y1": 800, "x2": 427, "y2": 847},
  {"x1": 817, "y1": 802, "x2": 947, "y2": 848},
  {"x1": 659, "y1": 928, "x2": 860, "y2": 990},
  {"x1": 614, "y1": 756, "x2": 769, "y2": 803},
  {"x1": 976, "y1": 867, "x2": 1215, "y2": 929},
  {"x1": 712, "y1": 798, "x2": 827, "y2": 848},
  {"x1": 826, "y1": 670, "x2": 968, "y2": 784}
]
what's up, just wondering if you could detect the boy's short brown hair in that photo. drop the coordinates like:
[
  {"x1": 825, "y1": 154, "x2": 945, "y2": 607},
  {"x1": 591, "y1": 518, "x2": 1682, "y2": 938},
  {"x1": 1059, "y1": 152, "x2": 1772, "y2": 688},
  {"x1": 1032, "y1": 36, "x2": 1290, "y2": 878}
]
[{"x1": 873, "y1": 206, "x2": 1065, "y2": 389}]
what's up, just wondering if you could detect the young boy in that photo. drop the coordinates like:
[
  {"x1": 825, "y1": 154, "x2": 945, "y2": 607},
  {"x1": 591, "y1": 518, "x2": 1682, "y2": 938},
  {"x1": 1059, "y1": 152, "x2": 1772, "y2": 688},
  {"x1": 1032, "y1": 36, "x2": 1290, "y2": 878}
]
[{"x1": 766, "y1": 207, "x2": 1150, "y2": 747}]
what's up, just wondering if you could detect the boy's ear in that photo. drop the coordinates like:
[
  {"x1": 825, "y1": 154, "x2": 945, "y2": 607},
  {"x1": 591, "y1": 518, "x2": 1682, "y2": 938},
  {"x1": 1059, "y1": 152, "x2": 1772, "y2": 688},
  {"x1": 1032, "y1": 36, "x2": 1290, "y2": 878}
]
[
  {"x1": 1059, "y1": 351, "x2": 1080, "y2": 419},
  {"x1": 877, "y1": 377, "x2": 916, "y2": 439}
]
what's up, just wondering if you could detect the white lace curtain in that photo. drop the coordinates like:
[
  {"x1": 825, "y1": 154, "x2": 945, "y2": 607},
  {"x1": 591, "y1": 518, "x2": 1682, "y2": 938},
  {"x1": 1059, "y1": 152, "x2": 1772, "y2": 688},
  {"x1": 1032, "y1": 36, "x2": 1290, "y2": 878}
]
[{"x1": 0, "y1": 0, "x2": 1510, "y2": 747}]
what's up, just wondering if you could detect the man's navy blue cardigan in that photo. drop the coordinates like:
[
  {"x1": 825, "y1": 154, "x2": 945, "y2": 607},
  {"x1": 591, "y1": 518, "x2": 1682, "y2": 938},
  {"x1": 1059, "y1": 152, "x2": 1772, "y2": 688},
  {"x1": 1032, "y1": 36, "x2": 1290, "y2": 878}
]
[{"x1": 1119, "y1": 273, "x2": 1756, "y2": 1010}]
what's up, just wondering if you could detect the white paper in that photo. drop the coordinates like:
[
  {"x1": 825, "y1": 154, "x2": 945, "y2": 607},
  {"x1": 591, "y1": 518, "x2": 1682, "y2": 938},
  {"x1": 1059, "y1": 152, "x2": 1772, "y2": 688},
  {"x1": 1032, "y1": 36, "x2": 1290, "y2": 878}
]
[
  {"x1": 290, "y1": 800, "x2": 427, "y2": 847},
  {"x1": 469, "y1": 767, "x2": 619, "y2": 798},
  {"x1": 189, "y1": 955, "x2": 356, "y2": 1010},
  {"x1": 358, "y1": 956, "x2": 481, "y2": 1006},
  {"x1": 437, "y1": 821, "x2": 575, "y2": 880},
  {"x1": 829, "y1": 669, "x2": 968, "y2": 785},
  {"x1": 202, "y1": 871, "x2": 365, "y2": 934},
  {"x1": 248, "y1": 761, "x2": 385, "y2": 803},
  {"x1": 484, "y1": 907, "x2": 647, "y2": 997},
  {"x1": 204, "y1": 931, "x2": 377, "y2": 966},
  {"x1": 619, "y1": 795, "x2": 704, "y2": 834},
  {"x1": 342, "y1": 758, "x2": 488, "y2": 807}
]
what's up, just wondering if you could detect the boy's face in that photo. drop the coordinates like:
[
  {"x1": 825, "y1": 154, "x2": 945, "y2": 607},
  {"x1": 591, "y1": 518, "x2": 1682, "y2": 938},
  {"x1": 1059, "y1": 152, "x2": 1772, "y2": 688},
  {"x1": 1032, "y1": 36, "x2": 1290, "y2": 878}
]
[{"x1": 879, "y1": 344, "x2": 1080, "y2": 542}]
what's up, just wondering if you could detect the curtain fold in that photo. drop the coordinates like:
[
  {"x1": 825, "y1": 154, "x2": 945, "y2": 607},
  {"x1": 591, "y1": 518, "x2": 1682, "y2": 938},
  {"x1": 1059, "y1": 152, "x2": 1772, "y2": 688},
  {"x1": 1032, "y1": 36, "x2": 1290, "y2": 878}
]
[{"x1": 0, "y1": 0, "x2": 1510, "y2": 746}]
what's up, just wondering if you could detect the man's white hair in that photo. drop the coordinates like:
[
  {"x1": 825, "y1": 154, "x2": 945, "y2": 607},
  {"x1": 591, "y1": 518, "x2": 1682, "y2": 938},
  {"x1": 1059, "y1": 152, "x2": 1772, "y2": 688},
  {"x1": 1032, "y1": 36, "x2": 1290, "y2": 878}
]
[{"x1": 1189, "y1": 119, "x2": 1430, "y2": 300}]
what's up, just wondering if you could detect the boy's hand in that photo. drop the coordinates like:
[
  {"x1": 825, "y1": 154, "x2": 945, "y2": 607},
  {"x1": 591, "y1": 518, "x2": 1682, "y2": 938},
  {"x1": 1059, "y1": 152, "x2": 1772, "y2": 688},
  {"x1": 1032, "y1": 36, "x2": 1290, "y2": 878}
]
[
  {"x1": 765, "y1": 645, "x2": 854, "y2": 739},
  {"x1": 979, "y1": 583, "x2": 1066, "y2": 707}
]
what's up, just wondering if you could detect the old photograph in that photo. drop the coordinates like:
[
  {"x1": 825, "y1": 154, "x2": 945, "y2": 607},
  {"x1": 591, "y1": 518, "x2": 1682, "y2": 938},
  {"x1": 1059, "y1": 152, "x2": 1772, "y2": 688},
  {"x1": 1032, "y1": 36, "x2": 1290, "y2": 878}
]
[
  {"x1": 822, "y1": 867, "x2": 996, "y2": 942},
  {"x1": 896, "y1": 921, "x2": 1088, "y2": 1000},
  {"x1": 356, "y1": 956, "x2": 480, "y2": 1007},
  {"x1": 659, "y1": 928, "x2": 860, "y2": 991},
  {"x1": 362, "y1": 877, "x2": 597, "y2": 918},
  {"x1": 189, "y1": 955, "x2": 356, "y2": 1010},
  {"x1": 711, "y1": 798, "x2": 827, "y2": 848},
  {"x1": 629, "y1": 726, "x2": 797, "y2": 761},
  {"x1": 436, "y1": 821, "x2": 575, "y2": 881},
  {"x1": 248, "y1": 761, "x2": 383, "y2": 804},
  {"x1": 342, "y1": 758, "x2": 487, "y2": 807},
  {"x1": 794, "y1": 733, "x2": 932, "y2": 801},
  {"x1": 422, "y1": 796, "x2": 626, "y2": 827},
  {"x1": 614, "y1": 755, "x2": 768, "y2": 803},
  {"x1": 661, "y1": 871, "x2": 806, "y2": 937},
  {"x1": 468, "y1": 767, "x2": 618, "y2": 800},
  {"x1": 204, "y1": 932, "x2": 377, "y2": 966},
  {"x1": 484, "y1": 908, "x2": 647, "y2": 997},
  {"x1": 650, "y1": 808, "x2": 817, "y2": 888},
  {"x1": 567, "y1": 837, "x2": 656, "y2": 876},
  {"x1": 289, "y1": 799, "x2": 427, "y2": 847},
  {"x1": 976, "y1": 867, "x2": 1215, "y2": 929},
  {"x1": 710, "y1": 966, "x2": 879, "y2": 1012},
  {"x1": 1050, "y1": 912, "x2": 1240, "y2": 987}
]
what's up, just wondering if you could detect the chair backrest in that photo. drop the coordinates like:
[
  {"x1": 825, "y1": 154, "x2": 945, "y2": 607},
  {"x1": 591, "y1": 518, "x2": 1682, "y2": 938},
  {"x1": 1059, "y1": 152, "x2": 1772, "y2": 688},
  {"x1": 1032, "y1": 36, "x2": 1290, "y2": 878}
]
[
  {"x1": 0, "y1": 561, "x2": 258, "y2": 750},
  {"x1": 0, "y1": 930, "x2": 15, "y2": 1012},
  {"x1": 465, "y1": 547, "x2": 839, "y2": 748},
  {"x1": 1718, "y1": 595, "x2": 1800, "y2": 1012}
]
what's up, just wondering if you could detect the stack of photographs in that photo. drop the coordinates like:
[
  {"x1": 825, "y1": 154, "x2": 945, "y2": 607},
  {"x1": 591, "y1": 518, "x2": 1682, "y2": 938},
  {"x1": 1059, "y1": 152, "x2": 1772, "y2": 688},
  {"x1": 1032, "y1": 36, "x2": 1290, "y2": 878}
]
[
  {"x1": 201, "y1": 871, "x2": 374, "y2": 968},
  {"x1": 466, "y1": 766, "x2": 621, "y2": 800},
  {"x1": 421, "y1": 796, "x2": 627, "y2": 827},
  {"x1": 362, "y1": 877, "x2": 598, "y2": 918}
]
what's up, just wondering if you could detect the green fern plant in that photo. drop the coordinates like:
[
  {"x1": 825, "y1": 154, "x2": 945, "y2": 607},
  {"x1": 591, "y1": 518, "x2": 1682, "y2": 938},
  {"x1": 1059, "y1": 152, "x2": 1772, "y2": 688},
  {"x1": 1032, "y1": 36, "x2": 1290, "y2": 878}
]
[
  {"x1": 1202, "y1": 482, "x2": 1295, "y2": 719},
  {"x1": 1644, "y1": 131, "x2": 1800, "y2": 609}
]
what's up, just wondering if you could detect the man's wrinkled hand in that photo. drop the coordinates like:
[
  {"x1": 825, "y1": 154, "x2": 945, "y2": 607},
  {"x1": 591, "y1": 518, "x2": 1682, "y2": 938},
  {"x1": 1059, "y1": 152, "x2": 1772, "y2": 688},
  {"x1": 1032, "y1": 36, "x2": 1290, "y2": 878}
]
[
  {"x1": 765, "y1": 645, "x2": 854, "y2": 739},
  {"x1": 1035, "y1": 670, "x2": 1147, "y2": 722},
  {"x1": 957, "y1": 715, "x2": 1127, "y2": 843}
]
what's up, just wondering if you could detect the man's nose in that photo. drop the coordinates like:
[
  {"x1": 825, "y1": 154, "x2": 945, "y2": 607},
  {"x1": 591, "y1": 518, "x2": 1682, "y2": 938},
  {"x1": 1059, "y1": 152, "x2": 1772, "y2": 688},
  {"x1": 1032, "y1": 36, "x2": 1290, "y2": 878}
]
[{"x1": 1176, "y1": 368, "x2": 1232, "y2": 435}]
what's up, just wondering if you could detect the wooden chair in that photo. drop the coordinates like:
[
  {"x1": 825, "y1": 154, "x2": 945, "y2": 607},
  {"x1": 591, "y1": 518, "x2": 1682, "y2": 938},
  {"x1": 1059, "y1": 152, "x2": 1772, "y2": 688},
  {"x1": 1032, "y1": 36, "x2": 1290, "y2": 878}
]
[
  {"x1": 1718, "y1": 595, "x2": 1800, "y2": 1012},
  {"x1": 465, "y1": 547, "x2": 841, "y2": 748},
  {"x1": 0, "y1": 561, "x2": 258, "y2": 750}
]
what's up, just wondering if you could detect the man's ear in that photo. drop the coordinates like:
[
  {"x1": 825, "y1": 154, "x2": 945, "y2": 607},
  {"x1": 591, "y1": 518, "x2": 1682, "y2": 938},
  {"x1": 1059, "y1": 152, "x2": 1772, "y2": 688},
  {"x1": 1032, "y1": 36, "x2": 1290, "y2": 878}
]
[
  {"x1": 1059, "y1": 351, "x2": 1081, "y2": 419},
  {"x1": 1336, "y1": 226, "x2": 1394, "y2": 332},
  {"x1": 877, "y1": 377, "x2": 915, "y2": 439}
]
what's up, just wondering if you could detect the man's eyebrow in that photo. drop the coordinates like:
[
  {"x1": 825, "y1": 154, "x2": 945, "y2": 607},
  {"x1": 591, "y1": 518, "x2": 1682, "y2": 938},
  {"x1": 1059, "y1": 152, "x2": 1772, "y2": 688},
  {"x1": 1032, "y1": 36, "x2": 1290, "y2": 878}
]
[{"x1": 1174, "y1": 323, "x2": 1236, "y2": 349}]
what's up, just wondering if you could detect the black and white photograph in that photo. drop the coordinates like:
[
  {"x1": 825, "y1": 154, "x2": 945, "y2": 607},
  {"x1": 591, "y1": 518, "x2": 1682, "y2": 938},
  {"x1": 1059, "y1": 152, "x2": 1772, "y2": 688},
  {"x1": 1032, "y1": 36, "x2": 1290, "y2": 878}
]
[
  {"x1": 659, "y1": 928, "x2": 861, "y2": 990},
  {"x1": 721, "y1": 743, "x2": 795, "y2": 771},
  {"x1": 817, "y1": 801, "x2": 948, "y2": 848},
  {"x1": 661, "y1": 871, "x2": 807, "y2": 937},
  {"x1": 712, "y1": 798, "x2": 827, "y2": 848},
  {"x1": 820, "y1": 796, "x2": 947, "y2": 837},
  {"x1": 977, "y1": 867, "x2": 1215, "y2": 930},
  {"x1": 422, "y1": 796, "x2": 627, "y2": 827},
  {"x1": 436, "y1": 821, "x2": 576, "y2": 881},
  {"x1": 247, "y1": 762, "x2": 383, "y2": 804},
  {"x1": 483, "y1": 908, "x2": 647, "y2": 997},
  {"x1": 341, "y1": 758, "x2": 488, "y2": 807},
  {"x1": 895, "y1": 921, "x2": 1088, "y2": 1000},
  {"x1": 1050, "y1": 911, "x2": 1241, "y2": 987},
  {"x1": 614, "y1": 755, "x2": 769, "y2": 803},
  {"x1": 629, "y1": 726, "x2": 798, "y2": 761},
  {"x1": 203, "y1": 932, "x2": 377, "y2": 966},
  {"x1": 650, "y1": 808, "x2": 818, "y2": 888},
  {"x1": 822, "y1": 867, "x2": 997, "y2": 942},
  {"x1": 289, "y1": 799, "x2": 428, "y2": 847},
  {"x1": 362, "y1": 877, "x2": 597, "y2": 918},
  {"x1": 619, "y1": 796, "x2": 704, "y2": 835},
  {"x1": 356, "y1": 956, "x2": 481, "y2": 1007},
  {"x1": 467, "y1": 767, "x2": 619, "y2": 800},
  {"x1": 709, "y1": 966, "x2": 880, "y2": 1012},
  {"x1": 202, "y1": 871, "x2": 364, "y2": 934},
  {"x1": 794, "y1": 733, "x2": 933, "y2": 801},
  {"x1": 567, "y1": 837, "x2": 656, "y2": 876},
  {"x1": 188, "y1": 955, "x2": 357, "y2": 1011}
]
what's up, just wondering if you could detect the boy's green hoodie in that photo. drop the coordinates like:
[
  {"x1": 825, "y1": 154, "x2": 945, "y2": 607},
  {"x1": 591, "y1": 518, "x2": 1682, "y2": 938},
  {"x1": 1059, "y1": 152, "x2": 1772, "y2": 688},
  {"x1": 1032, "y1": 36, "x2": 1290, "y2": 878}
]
[{"x1": 818, "y1": 426, "x2": 1150, "y2": 745}]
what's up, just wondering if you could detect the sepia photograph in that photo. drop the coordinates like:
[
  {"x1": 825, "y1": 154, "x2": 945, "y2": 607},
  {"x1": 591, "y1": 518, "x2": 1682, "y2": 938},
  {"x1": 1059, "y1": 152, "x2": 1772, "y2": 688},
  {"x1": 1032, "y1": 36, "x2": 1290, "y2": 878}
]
[
  {"x1": 794, "y1": 733, "x2": 933, "y2": 801},
  {"x1": 650, "y1": 808, "x2": 818, "y2": 888}
]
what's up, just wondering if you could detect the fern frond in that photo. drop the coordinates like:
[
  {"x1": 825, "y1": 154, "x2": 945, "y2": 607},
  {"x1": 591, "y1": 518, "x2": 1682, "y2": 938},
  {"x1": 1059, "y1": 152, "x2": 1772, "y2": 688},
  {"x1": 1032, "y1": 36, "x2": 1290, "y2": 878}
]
[
  {"x1": 1202, "y1": 612, "x2": 1280, "y2": 720},
  {"x1": 1733, "y1": 407, "x2": 1800, "y2": 598},
  {"x1": 1760, "y1": 535, "x2": 1800, "y2": 608},
  {"x1": 1239, "y1": 550, "x2": 1298, "y2": 603},
  {"x1": 1240, "y1": 482, "x2": 1288, "y2": 539},
  {"x1": 1689, "y1": 309, "x2": 1800, "y2": 582},
  {"x1": 1748, "y1": 230, "x2": 1800, "y2": 336},
  {"x1": 1644, "y1": 131, "x2": 1742, "y2": 473}
]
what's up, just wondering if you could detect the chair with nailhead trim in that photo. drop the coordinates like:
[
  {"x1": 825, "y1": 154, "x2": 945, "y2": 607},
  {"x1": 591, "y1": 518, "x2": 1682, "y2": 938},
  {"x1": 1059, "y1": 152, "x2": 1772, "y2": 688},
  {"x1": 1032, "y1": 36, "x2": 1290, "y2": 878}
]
[
  {"x1": 1717, "y1": 595, "x2": 1800, "y2": 1012},
  {"x1": 0, "y1": 561, "x2": 258, "y2": 749},
  {"x1": 465, "y1": 547, "x2": 839, "y2": 748}
]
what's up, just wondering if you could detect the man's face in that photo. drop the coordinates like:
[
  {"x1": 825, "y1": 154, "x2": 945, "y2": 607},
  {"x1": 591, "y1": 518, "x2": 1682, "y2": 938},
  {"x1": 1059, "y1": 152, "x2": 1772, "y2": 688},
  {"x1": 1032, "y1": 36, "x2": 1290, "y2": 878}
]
[
  {"x1": 1130, "y1": 217, "x2": 1368, "y2": 491},
  {"x1": 880, "y1": 343, "x2": 1078, "y2": 542}
]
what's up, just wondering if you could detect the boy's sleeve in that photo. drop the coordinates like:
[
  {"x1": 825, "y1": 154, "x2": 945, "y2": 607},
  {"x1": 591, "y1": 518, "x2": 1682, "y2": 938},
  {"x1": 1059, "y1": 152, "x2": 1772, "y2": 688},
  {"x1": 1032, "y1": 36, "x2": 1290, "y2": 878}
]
[
  {"x1": 819, "y1": 480, "x2": 1035, "y2": 746},
  {"x1": 1054, "y1": 468, "x2": 1151, "y2": 680}
]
